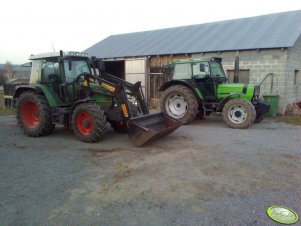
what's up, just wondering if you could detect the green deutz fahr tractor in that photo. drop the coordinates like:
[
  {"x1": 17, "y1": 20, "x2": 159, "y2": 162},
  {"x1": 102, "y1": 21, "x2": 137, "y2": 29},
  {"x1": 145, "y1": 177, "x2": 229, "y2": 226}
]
[
  {"x1": 160, "y1": 57, "x2": 269, "y2": 129},
  {"x1": 13, "y1": 51, "x2": 182, "y2": 146}
]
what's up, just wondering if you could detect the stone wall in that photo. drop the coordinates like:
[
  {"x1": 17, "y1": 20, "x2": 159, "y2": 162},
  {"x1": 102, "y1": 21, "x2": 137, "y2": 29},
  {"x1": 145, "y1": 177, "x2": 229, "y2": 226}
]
[{"x1": 286, "y1": 35, "x2": 301, "y2": 106}]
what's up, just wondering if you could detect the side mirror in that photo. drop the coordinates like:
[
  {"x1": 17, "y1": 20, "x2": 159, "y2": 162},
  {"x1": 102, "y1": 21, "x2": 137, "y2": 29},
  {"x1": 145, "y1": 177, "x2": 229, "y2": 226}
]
[{"x1": 200, "y1": 64, "x2": 205, "y2": 72}]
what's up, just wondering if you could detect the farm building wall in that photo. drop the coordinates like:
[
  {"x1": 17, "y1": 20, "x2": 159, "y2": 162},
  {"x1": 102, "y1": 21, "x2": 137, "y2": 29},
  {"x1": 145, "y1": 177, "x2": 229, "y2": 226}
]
[{"x1": 286, "y1": 35, "x2": 301, "y2": 106}]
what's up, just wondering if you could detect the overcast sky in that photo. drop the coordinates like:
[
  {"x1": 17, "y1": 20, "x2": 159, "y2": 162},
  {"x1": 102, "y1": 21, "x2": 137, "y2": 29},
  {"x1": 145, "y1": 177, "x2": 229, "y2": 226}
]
[{"x1": 0, "y1": 0, "x2": 300, "y2": 64}]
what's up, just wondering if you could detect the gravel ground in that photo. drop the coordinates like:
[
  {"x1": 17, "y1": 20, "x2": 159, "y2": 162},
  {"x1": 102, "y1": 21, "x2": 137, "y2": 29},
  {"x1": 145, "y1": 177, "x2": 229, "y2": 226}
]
[{"x1": 0, "y1": 115, "x2": 300, "y2": 226}]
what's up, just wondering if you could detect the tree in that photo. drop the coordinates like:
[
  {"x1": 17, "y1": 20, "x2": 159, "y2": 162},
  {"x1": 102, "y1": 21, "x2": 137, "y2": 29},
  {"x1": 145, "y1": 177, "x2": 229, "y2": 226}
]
[{"x1": 0, "y1": 61, "x2": 12, "y2": 85}]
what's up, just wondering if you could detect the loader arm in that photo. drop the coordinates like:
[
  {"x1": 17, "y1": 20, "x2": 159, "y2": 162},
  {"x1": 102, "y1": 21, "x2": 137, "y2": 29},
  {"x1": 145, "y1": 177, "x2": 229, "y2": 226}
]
[{"x1": 78, "y1": 72, "x2": 182, "y2": 146}]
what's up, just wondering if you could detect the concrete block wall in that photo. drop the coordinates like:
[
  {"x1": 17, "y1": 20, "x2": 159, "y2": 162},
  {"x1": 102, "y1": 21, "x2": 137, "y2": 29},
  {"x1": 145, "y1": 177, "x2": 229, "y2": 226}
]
[
  {"x1": 287, "y1": 35, "x2": 301, "y2": 105},
  {"x1": 193, "y1": 49, "x2": 288, "y2": 114}
]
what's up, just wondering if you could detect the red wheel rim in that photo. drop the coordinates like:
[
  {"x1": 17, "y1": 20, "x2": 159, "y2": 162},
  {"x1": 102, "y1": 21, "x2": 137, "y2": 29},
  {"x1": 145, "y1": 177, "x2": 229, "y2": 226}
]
[
  {"x1": 77, "y1": 112, "x2": 93, "y2": 135},
  {"x1": 20, "y1": 101, "x2": 41, "y2": 128}
]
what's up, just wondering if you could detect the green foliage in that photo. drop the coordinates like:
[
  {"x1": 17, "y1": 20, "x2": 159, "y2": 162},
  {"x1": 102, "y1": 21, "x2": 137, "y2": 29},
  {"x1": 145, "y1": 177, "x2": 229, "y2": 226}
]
[{"x1": 0, "y1": 108, "x2": 15, "y2": 115}]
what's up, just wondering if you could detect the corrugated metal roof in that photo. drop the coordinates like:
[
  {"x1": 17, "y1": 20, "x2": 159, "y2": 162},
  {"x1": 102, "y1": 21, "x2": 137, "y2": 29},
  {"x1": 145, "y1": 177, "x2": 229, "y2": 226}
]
[{"x1": 85, "y1": 10, "x2": 301, "y2": 59}]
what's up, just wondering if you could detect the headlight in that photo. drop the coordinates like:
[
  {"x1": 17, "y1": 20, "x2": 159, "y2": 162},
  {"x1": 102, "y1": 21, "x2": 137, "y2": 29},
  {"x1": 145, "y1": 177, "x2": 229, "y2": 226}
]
[{"x1": 254, "y1": 85, "x2": 260, "y2": 96}]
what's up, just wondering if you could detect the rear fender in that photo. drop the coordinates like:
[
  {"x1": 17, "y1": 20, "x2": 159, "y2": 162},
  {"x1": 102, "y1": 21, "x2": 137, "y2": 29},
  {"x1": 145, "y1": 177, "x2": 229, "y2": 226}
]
[{"x1": 159, "y1": 80, "x2": 203, "y2": 99}]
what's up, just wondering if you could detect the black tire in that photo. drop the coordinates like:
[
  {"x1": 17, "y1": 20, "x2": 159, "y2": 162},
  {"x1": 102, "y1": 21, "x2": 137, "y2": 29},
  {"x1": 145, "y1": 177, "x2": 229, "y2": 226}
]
[
  {"x1": 222, "y1": 98, "x2": 256, "y2": 129},
  {"x1": 160, "y1": 85, "x2": 198, "y2": 124},
  {"x1": 111, "y1": 102, "x2": 138, "y2": 133},
  {"x1": 195, "y1": 105, "x2": 205, "y2": 120},
  {"x1": 16, "y1": 91, "x2": 53, "y2": 137},
  {"x1": 72, "y1": 103, "x2": 107, "y2": 142},
  {"x1": 254, "y1": 114, "x2": 264, "y2": 123}
]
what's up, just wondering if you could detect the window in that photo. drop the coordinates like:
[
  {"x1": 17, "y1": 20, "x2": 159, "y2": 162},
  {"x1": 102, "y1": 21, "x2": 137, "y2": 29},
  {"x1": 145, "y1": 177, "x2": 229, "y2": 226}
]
[
  {"x1": 41, "y1": 59, "x2": 60, "y2": 82},
  {"x1": 210, "y1": 61, "x2": 226, "y2": 77},
  {"x1": 192, "y1": 62, "x2": 209, "y2": 78},
  {"x1": 63, "y1": 59, "x2": 90, "y2": 82},
  {"x1": 294, "y1": 70, "x2": 300, "y2": 85},
  {"x1": 227, "y1": 69, "x2": 250, "y2": 84},
  {"x1": 173, "y1": 63, "x2": 192, "y2": 79}
]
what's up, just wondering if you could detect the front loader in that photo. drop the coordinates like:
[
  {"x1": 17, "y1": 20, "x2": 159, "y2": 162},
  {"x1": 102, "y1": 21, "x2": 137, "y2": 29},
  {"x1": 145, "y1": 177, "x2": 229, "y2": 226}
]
[{"x1": 13, "y1": 51, "x2": 182, "y2": 146}]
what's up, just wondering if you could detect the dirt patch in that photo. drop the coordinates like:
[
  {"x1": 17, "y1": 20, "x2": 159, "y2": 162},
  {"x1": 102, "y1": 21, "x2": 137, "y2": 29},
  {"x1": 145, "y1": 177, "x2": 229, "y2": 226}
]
[
  {"x1": 274, "y1": 115, "x2": 301, "y2": 126},
  {"x1": 113, "y1": 163, "x2": 133, "y2": 182}
]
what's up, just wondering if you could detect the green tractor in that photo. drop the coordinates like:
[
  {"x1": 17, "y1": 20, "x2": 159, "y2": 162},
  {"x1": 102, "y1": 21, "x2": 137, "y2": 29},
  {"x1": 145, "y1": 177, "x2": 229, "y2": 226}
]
[
  {"x1": 13, "y1": 51, "x2": 182, "y2": 146},
  {"x1": 160, "y1": 57, "x2": 269, "y2": 129}
]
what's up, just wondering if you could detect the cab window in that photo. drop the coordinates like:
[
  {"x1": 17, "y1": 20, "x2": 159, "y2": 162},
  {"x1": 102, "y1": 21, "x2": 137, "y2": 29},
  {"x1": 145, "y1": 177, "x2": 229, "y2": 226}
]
[
  {"x1": 192, "y1": 62, "x2": 209, "y2": 78},
  {"x1": 173, "y1": 63, "x2": 192, "y2": 79},
  {"x1": 41, "y1": 59, "x2": 60, "y2": 82},
  {"x1": 64, "y1": 60, "x2": 90, "y2": 82}
]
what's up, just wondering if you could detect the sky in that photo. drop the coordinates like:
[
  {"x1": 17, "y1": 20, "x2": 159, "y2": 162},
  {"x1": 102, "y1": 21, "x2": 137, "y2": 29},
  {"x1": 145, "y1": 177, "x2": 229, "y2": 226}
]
[{"x1": 0, "y1": 0, "x2": 301, "y2": 64}]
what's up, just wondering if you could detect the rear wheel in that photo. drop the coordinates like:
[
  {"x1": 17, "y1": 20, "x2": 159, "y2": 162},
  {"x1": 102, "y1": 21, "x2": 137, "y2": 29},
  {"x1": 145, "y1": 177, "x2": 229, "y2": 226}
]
[
  {"x1": 17, "y1": 91, "x2": 53, "y2": 136},
  {"x1": 222, "y1": 98, "x2": 256, "y2": 129},
  {"x1": 160, "y1": 85, "x2": 198, "y2": 124},
  {"x1": 72, "y1": 103, "x2": 107, "y2": 142}
]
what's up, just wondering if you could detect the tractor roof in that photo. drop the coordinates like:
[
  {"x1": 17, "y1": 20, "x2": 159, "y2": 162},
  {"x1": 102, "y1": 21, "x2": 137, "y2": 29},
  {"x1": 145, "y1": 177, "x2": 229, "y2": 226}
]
[
  {"x1": 173, "y1": 57, "x2": 222, "y2": 64},
  {"x1": 29, "y1": 51, "x2": 88, "y2": 60}
]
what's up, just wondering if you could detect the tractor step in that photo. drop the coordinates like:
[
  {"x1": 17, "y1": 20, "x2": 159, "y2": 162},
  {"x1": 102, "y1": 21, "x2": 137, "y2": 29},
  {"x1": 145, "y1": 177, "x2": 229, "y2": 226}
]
[{"x1": 127, "y1": 113, "x2": 182, "y2": 147}]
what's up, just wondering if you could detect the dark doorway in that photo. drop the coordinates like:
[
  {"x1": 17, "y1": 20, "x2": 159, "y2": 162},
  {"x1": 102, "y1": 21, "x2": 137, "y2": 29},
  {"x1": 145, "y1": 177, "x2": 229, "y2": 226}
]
[{"x1": 103, "y1": 61, "x2": 125, "y2": 79}]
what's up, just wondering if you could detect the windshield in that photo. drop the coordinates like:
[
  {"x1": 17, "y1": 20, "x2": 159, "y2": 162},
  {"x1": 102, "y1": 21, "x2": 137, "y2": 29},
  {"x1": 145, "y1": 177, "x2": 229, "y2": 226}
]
[
  {"x1": 209, "y1": 61, "x2": 226, "y2": 77},
  {"x1": 64, "y1": 59, "x2": 90, "y2": 82}
]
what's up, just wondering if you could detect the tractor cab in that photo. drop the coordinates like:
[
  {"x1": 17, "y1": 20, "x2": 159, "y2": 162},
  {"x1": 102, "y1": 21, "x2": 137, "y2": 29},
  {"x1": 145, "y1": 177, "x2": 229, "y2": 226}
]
[
  {"x1": 172, "y1": 57, "x2": 227, "y2": 100},
  {"x1": 29, "y1": 51, "x2": 99, "y2": 105}
]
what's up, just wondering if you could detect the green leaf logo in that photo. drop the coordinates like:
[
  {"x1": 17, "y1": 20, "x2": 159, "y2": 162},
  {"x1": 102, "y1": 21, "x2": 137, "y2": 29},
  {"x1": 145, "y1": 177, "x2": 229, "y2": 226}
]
[{"x1": 267, "y1": 206, "x2": 299, "y2": 224}]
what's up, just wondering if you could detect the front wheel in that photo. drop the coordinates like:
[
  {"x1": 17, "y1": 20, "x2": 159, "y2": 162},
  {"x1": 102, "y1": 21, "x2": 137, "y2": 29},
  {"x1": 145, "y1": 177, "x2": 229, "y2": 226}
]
[
  {"x1": 72, "y1": 103, "x2": 107, "y2": 142},
  {"x1": 222, "y1": 98, "x2": 256, "y2": 129}
]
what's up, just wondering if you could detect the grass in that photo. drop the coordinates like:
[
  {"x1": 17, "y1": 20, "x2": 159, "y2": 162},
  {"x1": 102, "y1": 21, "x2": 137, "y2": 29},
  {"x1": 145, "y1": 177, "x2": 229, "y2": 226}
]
[
  {"x1": 274, "y1": 115, "x2": 301, "y2": 126},
  {"x1": 0, "y1": 108, "x2": 16, "y2": 116}
]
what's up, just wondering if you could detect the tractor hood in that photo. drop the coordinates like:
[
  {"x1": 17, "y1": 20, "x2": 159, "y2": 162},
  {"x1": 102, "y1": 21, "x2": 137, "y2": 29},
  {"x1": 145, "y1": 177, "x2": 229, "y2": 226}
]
[{"x1": 217, "y1": 83, "x2": 255, "y2": 101}]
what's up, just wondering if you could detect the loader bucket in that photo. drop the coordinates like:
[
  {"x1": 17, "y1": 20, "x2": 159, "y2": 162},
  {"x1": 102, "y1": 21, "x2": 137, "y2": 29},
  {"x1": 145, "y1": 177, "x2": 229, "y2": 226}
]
[{"x1": 127, "y1": 113, "x2": 182, "y2": 147}]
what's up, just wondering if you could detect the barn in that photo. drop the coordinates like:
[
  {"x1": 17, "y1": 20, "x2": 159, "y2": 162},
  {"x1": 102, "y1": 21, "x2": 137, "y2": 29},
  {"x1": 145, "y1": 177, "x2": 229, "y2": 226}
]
[{"x1": 85, "y1": 10, "x2": 301, "y2": 114}]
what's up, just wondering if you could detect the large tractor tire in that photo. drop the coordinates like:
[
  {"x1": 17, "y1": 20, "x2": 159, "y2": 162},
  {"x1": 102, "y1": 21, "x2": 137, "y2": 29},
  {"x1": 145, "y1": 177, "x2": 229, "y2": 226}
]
[
  {"x1": 222, "y1": 98, "x2": 256, "y2": 129},
  {"x1": 160, "y1": 85, "x2": 198, "y2": 124},
  {"x1": 72, "y1": 103, "x2": 107, "y2": 142},
  {"x1": 17, "y1": 91, "x2": 53, "y2": 137}
]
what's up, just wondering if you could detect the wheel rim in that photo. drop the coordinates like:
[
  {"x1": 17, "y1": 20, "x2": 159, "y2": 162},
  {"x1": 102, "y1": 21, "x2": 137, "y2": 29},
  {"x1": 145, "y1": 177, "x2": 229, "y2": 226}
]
[
  {"x1": 20, "y1": 101, "x2": 40, "y2": 129},
  {"x1": 165, "y1": 93, "x2": 188, "y2": 118},
  {"x1": 77, "y1": 112, "x2": 93, "y2": 135},
  {"x1": 228, "y1": 105, "x2": 247, "y2": 124}
]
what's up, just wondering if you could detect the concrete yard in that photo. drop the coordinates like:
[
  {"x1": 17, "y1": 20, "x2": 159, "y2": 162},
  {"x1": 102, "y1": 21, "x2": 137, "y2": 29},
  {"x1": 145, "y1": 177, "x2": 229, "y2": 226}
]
[{"x1": 0, "y1": 115, "x2": 300, "y2": 225}]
